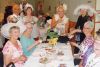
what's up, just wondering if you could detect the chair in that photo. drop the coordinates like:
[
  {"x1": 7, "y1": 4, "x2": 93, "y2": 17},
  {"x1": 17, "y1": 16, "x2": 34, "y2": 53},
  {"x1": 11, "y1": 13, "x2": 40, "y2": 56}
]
[
  {"x1": 0, "y1": 52, "x2": 3, "y2": 67},
  {"x1": 6, "y1": 62, "x2": 15, "y2": 67},
  {"x1": 68, "y1": 21, "x2": 76, "y2": 32}
]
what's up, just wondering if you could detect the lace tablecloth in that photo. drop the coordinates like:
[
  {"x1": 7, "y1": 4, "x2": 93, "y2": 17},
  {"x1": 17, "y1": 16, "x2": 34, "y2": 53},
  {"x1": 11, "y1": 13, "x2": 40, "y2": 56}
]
[{"x1": 23, "y1": 43, "x2": 74, "y2": 67}]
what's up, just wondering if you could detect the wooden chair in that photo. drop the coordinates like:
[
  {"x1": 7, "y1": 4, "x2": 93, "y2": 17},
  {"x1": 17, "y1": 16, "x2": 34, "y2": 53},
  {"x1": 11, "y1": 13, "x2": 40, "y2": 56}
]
[
  {"x1": 6, "y1": 62, "x2": 15, "y2": 67},
  {"x1": 68, "y1": 21, "x2": 76, "y2": 55},
  {"x1": 68, "y1": 21, "x2": 76, "y2": 32}
]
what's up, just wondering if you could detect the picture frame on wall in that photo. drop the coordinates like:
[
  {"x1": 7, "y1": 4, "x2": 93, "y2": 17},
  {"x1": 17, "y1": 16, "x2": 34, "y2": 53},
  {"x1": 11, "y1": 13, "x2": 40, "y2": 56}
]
[
  {"x1": 95, "y1": 14, "x2": 100, "y2": 22},
  {"x1": 96, "y1": 0, "x2": 100, "y2": 10},
  {"x1": 95, "y1": 0, "x2": 100, "y2": 36},
  {"x1": 95, "y1": 22, "x2": 100, "y2": 33}
]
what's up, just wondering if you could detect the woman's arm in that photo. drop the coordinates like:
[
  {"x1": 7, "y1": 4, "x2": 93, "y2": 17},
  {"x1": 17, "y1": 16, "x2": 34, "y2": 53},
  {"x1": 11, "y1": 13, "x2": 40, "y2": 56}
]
[
  {"x1": 65, "y1": 21, "x2": 69, "y2": 34},
  {"x1": 69, "y1": 29, "x2": 81, "y2": 35},
  {"x1": 51, "y1": 17, "x2": 57, "y2": 28},
  {"x1": 27, "y1": 40, "x2": 41, "y2": 51},
  {"x1": 10, "y1": 55, "x2": 27, "y2": 63},
  {"x1": 4, "y1": 54, "x2": 12, "y2": 66}
]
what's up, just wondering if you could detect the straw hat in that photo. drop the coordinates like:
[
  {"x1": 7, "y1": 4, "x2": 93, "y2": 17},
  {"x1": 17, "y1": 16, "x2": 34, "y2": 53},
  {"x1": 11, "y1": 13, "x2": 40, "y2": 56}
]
[{"x1": 1, "y1": 21, "x2": 26, "y2": 38}]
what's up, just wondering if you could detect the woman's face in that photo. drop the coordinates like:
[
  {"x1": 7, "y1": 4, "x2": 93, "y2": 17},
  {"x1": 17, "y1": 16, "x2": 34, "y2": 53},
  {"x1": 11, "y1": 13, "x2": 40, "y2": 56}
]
[
  {"x1": 57, "y1": 8, "x2": 64, "y2": 18},
  {"x1": 26, "y1": 23, "x2": 33, "y2": 32},
  {"x1": 83, "y1": 27, "x2": 92, "y2": 35},
  {"x1": 80, "y1": 9, "x2": 87, "y2": 15},
  {"x1": 26, "y1": 8, "x2": 32, "y2": 16},
  {"x1": 10, "y1": 29, "x2": 20, "y2": 40}
]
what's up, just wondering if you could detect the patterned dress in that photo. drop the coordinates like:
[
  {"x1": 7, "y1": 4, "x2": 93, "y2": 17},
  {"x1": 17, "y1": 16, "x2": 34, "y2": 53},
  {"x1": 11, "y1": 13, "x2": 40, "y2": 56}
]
[
  {"x1": 86, "y1": 40, "x2": 100, "y2": 67},
  {"x1": 2, "y1": 40, "x2": 24, "y2": 67},
  {"x1": 80, "y1": 36, "x2": 94, "y2": 67}
]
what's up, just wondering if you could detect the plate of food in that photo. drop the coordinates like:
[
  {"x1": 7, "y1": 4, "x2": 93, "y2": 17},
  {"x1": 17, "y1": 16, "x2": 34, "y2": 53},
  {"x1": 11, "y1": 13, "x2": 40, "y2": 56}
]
[
  {"x1": 57, "y1": 51, "x2": 64, "y2": 56},
  {"x1": 58, "y1": 64, "x2": 67, "y2": 67},
  {"x1": 39, "y1": 57, "x2": 48, "y2": 64}
]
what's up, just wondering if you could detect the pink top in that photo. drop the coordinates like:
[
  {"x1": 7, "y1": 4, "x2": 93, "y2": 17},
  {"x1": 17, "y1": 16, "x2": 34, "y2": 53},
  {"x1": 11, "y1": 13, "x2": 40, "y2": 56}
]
[{"x1": 2, "y1": 40, "x2": 24, "y2": 67}]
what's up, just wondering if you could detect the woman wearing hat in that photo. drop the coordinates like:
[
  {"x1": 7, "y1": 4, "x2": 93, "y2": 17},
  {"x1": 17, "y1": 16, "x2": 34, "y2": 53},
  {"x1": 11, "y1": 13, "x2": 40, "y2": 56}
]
[
  {"x1": 51, "y1": 4, "x2": 69, "y2": 43},
  {"x1": 85, "y1": 29, "x2": 100, "y2": 67},
  {"x1": 20, "y1": 0, "x2": 33, "y2": 16},
  {"x1": 68, "y1": 21, "x2": 94, "y2": 67},
  {"x1": 79, "y1": 21, "x2": 94, "y2": 67},
  {"x1": 2, "y1": 26, "x2": 27, "y2": 67},
  {"x1": 74, "y1": 4, "x2": 96, "y2": 44},
  {"x1": 20, "y1": 23, "x2": 41, "y2": 57},
  {"x1": 22, "y1": 6, "x2": 39, "y2": 40},
  {"x1": 73, "y1": 4, "x2": 96, "y2": 54}
]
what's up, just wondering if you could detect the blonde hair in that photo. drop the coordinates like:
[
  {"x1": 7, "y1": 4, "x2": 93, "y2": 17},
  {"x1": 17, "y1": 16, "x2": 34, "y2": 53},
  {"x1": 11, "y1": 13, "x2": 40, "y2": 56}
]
[
  {"x1": 9, "y1": 26, "x2": 20, "y2": 33},
  {"x1": 56, "y1": 4, "x2": 64, "y2": 12}
]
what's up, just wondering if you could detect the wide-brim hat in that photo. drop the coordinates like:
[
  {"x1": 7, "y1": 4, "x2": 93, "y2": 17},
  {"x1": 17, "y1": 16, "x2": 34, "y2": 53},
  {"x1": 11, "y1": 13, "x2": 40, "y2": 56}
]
[
  {"x1": 74, "y1": 4, "x2": 97, "y2": 16},
  {"x1": 1, "y1": 21, "x2": 26, "y2": 38}
]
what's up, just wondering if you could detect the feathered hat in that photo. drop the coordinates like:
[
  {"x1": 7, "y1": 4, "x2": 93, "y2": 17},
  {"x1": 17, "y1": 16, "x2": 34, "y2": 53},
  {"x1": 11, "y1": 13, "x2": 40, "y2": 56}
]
[
  {"x1": 74, "y1": 4, "x2": 97, "y2": 16},
  {"x1": 25, "y1": 4, "x2": 34, "y2": 11},
  {"x1": 56, "y1": 3, "x2": 67, "y2": 11}
]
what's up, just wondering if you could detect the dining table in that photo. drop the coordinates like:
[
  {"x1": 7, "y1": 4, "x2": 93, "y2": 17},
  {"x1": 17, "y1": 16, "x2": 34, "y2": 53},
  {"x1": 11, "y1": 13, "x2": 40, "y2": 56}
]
[{"x1": 23, "y1": 42, "x2": 74, "y2": 67}]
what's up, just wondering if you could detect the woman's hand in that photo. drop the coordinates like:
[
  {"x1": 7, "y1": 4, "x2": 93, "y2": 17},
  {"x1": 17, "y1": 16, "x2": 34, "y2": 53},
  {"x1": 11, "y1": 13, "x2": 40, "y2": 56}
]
[
  {"x1": 27, "y1": 40, "x2": 42, "y2": 51},
  {"x1": 12, "y1": 55, "x2": 27, "y2": 63},
  {"x1": 35, "y1": 40, "x2": 42, "y2": 45},
  {"x1": 69, "y1": 29, "x2": 81, "y2": 35},
  {"x1": 20, "y1": 55, "x2": 27, "y2": 61}
]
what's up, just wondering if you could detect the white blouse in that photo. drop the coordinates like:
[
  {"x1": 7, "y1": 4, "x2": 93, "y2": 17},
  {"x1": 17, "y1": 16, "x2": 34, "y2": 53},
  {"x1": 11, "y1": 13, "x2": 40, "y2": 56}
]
[{"x1": 54, "y1": 14, "x2": 69, "y2": 35}]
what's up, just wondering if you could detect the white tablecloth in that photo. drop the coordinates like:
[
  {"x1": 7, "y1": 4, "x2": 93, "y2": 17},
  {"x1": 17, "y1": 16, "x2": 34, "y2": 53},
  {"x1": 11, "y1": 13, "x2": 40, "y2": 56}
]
[{"x1": 23, "y1": 43, "x2": 74, "y2": 67}]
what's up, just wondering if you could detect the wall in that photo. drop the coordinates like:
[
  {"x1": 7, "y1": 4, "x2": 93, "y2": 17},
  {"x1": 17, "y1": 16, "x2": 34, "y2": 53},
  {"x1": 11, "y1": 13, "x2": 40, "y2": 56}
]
[
  {"x1": 0, "y1": 0, "x2": 36, "y2": 13},
  {"x1": 34, "y1": 0, "x2": 95, "y2": 21},
  {"x1": 0, "y1": 0, "x2": 96, "y2": 21}
]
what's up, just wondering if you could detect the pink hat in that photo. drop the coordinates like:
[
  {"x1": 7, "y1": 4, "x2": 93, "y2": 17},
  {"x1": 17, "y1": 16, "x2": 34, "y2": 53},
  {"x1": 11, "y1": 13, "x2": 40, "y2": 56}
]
[{"x1": 84, "y1": 21, "x2": 94, "y2": 29}]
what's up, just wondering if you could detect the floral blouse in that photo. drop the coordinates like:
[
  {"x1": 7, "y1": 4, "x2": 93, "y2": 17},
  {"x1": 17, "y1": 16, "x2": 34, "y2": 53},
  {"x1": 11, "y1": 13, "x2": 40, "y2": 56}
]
[{"x1": 2, "y1": 40, "x2": 24, "y2": 67}]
